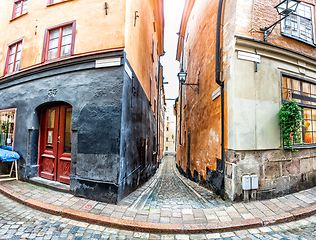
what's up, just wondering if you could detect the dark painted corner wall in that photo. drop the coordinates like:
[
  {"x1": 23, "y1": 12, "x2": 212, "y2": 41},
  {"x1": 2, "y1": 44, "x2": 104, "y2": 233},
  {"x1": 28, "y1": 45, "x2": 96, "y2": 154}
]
[{"x1": 117, "y1": 59, "x2": 157, "y2": 202}]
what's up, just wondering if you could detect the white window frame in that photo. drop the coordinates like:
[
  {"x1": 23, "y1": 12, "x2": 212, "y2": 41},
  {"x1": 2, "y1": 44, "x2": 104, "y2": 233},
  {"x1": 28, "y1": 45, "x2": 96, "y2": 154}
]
[{"x1": 281, "y1": 2, "x2": 316, "y2": 45}]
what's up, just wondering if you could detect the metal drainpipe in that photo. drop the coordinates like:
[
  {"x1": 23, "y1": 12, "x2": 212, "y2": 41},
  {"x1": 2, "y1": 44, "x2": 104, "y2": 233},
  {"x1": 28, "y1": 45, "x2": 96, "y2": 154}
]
[
  {"x1": 179, "y1": 35, "x2": 185, "y2": 147},
  {"x1": 157, "y1": 60, "x2": 162, "y2": 167},
  {"x1": 215, "y1": 0, "x2": 225, "y2": 199},
  {"x1": 157, "y1": 52, "x2": 165, "y2": 167}
]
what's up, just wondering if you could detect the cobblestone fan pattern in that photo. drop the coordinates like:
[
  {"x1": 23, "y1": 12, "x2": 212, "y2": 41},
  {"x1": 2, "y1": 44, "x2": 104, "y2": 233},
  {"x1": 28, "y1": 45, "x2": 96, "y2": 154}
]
[
  {"x1": 2, "y1": 157, "x2": 316, "y2": 225},
  {"x1": 2, "y1": 193, "x2": 316, "y2": 239}
]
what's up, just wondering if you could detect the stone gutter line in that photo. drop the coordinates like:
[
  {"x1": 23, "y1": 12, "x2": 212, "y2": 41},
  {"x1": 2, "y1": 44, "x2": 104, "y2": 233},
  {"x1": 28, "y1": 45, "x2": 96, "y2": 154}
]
[
  {"x1": 1, "y1": 184, "x2": 316, "y2": 233},
  {"x1": 130, "y1": 159, "x2": 166, "y2": 209},
  {"x1": 172, "y1": 160, "x2": 211, "y2": 207}
]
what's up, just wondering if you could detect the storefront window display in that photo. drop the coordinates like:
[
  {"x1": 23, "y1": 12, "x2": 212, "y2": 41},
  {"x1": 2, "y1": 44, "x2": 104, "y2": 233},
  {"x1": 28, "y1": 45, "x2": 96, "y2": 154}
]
[{"x1": 0, "y1": 109, "x2": 16, "y2": 149}]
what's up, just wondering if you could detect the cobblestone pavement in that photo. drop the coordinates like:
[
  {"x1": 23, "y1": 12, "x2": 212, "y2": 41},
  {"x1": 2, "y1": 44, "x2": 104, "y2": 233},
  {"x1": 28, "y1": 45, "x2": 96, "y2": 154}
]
[
  {"x1": 2, "y1": 156, "x2": 316, "y2": 225},
  {"x1": 142, "y1": 156, "x2": 211, "y2": 210},
  {"x1": 2, "y1": 193, "x2": 316, "y2": 239}
]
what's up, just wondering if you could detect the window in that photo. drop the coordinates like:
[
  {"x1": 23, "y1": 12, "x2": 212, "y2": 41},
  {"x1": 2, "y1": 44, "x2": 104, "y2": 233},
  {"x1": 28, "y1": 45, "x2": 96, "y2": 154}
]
[
  {"x1": 282, "y1": 3, "x2": 315, "y2": 45},
  {"x1": 42, "y1": 21, "x2": 76, "y2": 62},
  {"x1": 166, "y1": 127, "x2": 169, "y2": 131},
  {"x1": 12, "y1": 0, "x2": 28, "y2": 19},
  {"x1": 282, "y1": 75, "x2": 316, "y2": 145},
  {"x1": 0, "y1": 109, "x2": 16, "y2": 149},
  {"x1": 167, "y1": 116, "x2": 169, "y2": 121},
  {"x1": 150, "y1": 76, "x2": 152, "y2": 103},
  {"x1": 4, "y1": 40, "x2": 23, "y2": 75},
  {"x1": 166, "y1": 147, "x2": 168, "y2": 151},
  {"x1": 48, "y1": 0, "x2": 68, "y2": 5},
  {"x1": 152, "y1": 35, "x2": 155, "y2": 62}
]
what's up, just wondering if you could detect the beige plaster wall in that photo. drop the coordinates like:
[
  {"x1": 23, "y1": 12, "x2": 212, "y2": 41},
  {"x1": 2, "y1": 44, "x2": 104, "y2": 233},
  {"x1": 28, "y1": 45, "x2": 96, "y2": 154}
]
[{"x1": 230, "y1": 37, "x2": 316, "y2": 151}]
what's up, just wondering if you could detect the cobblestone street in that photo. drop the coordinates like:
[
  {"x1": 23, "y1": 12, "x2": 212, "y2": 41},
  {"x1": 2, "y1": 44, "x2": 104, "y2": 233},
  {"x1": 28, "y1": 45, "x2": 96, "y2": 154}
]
[
  {"x1": 2, "y1": 156, "x2": 316, "y2": 238},
  {"x1": 2, "y1": 192, "x2": 316, "y2": 239}
]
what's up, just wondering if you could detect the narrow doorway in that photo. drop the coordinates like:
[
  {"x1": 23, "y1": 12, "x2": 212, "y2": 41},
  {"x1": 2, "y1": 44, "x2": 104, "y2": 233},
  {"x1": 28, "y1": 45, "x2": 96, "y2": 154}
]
[{"x1": 39, "y1": 104, "x2": 72, "y2": 184}]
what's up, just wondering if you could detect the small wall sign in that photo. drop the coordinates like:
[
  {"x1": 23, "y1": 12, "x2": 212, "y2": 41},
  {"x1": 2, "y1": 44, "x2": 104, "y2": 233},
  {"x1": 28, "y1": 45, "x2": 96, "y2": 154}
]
[
  {"x1": 125, "y1": 64, "x2": 132, "y2": 79},
  {"x1": 95, "y1": 58, "x2": 121, "y2": 68},
  {"x1": 238, "y1": 51, "x2": 261, "y2": 63},
  {"x1": 212, "y1": 87, "x2": 221, "y2": 101}
]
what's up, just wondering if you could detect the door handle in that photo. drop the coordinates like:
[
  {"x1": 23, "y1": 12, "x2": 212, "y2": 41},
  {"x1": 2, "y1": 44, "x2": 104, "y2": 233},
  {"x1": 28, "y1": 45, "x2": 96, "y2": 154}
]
[
  {"x1": 58, "y1": 136, "x2": 61, "y2": 143},
  {"x1": 57, "y1": 141, "x2": 61, "y2": 144}
]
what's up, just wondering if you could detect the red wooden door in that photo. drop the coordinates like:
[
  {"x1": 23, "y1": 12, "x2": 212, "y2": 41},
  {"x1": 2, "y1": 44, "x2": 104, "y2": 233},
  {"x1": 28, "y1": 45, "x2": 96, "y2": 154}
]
[{"x1": 39, "y1": 104, "x2": 72, "y2": 184}]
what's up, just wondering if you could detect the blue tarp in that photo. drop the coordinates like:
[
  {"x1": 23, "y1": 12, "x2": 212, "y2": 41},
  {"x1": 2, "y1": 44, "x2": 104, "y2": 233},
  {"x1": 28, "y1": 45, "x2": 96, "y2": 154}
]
[
  {"x1": 1, "y1": 146, "x2": 12, "y2": 151},
  {"x1": 0, "y1": 148, "x2": 20, "y2": 162}
]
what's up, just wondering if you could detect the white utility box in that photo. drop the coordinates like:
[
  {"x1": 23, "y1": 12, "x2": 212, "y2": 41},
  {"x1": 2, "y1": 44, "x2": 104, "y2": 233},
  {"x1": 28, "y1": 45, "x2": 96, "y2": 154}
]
[
  {"x1": 242, "y1": 175, "x2": 251, "y2": 190},
  {"x1": 251, "y1": 175, "x2": 259, "y2": 189}
]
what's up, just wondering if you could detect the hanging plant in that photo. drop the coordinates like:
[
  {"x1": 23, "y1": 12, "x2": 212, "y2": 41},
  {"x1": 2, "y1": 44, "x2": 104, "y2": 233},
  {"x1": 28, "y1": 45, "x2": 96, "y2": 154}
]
[{"x1": 278, "y1": 100, "x2": 304, "y2": 150}]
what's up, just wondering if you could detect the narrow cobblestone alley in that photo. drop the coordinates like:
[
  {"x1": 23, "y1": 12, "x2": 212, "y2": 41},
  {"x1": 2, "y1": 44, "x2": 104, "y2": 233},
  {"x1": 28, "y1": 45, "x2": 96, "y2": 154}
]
[{"x1": 141, "y1": 156, "x2": 210, "y2": 210}]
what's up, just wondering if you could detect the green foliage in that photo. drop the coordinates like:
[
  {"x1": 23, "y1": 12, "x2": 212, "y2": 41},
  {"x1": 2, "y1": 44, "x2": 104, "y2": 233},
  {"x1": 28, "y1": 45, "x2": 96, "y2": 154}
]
[{"x1": 278, "y1": 101, "x2": 304, "y2": 150}]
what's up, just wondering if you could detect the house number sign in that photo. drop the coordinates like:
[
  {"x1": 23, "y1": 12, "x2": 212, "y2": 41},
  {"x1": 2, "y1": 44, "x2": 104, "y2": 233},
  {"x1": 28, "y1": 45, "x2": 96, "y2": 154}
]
[{"x1": 48, "y1": 89, "x2": 57, "y2": 97}]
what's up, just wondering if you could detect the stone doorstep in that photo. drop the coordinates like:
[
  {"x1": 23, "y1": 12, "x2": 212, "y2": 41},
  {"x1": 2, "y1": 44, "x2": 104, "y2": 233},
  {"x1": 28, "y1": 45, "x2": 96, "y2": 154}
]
[
  {"x1": 29, "y1": 177, "x2": 70, "y2": 193},
  {"x1": 1, "y1": 184, "x2": 316, "y2": 233}
]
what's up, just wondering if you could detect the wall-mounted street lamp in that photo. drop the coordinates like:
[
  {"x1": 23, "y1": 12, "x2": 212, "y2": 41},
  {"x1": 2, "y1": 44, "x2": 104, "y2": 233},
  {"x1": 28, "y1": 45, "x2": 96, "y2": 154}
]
[
  {"x1": 177, "y1": 68, "x2": 199, "y2": 93},
  {"x1": 260, "y1": 0, "x2": 300, "y2": 41}
]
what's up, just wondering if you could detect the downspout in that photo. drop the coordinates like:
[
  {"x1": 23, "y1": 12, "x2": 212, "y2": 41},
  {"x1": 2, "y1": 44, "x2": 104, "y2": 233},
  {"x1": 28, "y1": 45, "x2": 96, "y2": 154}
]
[
  {"x1": 157, "y1": 60, "x2": 161, "y2": 167},
  {"x1": 215, "y1": 0, "x2": 225, "y2": 199},
  {"x1": 179, "y1": 35, "x2": 185, "y2": 146},
  {"x1": 157, "y1": 52, "x2": 165, "y2": 167}
]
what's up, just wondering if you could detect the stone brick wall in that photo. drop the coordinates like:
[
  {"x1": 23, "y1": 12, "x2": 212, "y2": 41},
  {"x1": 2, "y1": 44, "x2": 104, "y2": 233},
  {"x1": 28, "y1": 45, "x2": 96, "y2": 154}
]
[{"x1": 225, "y1": 148, "x2": 316, "y2": 201}]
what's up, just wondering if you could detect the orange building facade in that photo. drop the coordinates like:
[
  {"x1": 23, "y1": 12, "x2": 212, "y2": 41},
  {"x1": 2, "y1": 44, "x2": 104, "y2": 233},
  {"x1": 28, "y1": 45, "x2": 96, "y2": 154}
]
[
  {"x1": 0, "y1": 0, "x2": 164, "y2": 203},
  {"x1": 177, "y1": 0, "x2": 316, "y2": 201}
]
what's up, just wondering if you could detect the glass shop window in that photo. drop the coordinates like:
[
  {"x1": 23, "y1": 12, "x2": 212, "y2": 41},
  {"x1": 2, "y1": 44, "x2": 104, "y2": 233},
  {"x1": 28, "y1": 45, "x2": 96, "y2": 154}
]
[
  {"x1": 0, "y1": 109, "x2": 16, "y2": 149},
  {"x1": 282, "y1": 75, "x2": 316, "y2": 145}
]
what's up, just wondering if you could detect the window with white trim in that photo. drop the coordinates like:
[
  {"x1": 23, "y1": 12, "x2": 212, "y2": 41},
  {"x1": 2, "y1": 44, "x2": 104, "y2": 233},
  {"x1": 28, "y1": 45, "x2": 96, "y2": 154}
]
[
  {"x1": 48, "y1": 0, "x2": 68, "y2": 5},
  {"x1": 42, "y1": 21, "x2": 76, "y2": 62},
  {"x1": 282, "y1": 3, "x2": 315, "y2": 45},
  {"x1": 12, "y1": 0, "x2": 28, "y2": 19},
  {"x1": 4, "y1": 40, "x2": 23, "y2": 75}
]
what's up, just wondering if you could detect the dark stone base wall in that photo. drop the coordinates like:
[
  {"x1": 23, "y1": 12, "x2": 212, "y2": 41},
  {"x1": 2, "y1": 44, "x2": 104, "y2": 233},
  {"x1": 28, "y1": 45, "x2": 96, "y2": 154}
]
[
  {"x1": 225, "y1": 148, "x2": 316, "y2": 201},
  {"x1": 176, "y1": 161, "x2": 224, "y2": 197},
  {"x1": 73, "y1": 177, "x2": 118, "y2": 204}
]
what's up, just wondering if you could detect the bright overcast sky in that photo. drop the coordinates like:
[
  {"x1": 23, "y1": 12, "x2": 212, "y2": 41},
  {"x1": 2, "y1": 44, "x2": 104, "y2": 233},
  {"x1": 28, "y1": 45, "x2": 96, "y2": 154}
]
[{"x1": 161, "y1": 0, "x2": 186, "y2": 100}]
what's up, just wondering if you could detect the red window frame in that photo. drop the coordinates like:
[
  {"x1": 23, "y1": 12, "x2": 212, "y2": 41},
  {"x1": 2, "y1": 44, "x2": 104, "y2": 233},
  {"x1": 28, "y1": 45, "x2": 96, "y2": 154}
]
[
  {"x1": 42, "y1": 21, "x2": 76, "y2": 62},
  {"x1": 4, "y1": 38, "x2": 24, "y2": 76},
  {"x1": 47, "y1": 0, "x2": 68, "y2": 6},
  {"x1": 12, "y1": 0, "x2": 28, "y2": 20}
]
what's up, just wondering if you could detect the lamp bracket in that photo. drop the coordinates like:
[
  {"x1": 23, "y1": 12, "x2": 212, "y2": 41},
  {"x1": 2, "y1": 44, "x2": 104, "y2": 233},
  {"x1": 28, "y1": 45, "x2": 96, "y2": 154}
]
[
  {"x1": 183, "y1": 83, "x2": 199, "y2": 94},
  {"x1": 260, "y1": 13, "x2": 291, "y2": 41}
]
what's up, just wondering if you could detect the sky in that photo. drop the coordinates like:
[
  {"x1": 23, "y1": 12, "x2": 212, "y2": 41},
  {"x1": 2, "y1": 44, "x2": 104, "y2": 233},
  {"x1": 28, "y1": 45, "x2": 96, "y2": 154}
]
[{"x1": 161, "y1": 0, "x2": 186, "y2": 100}]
